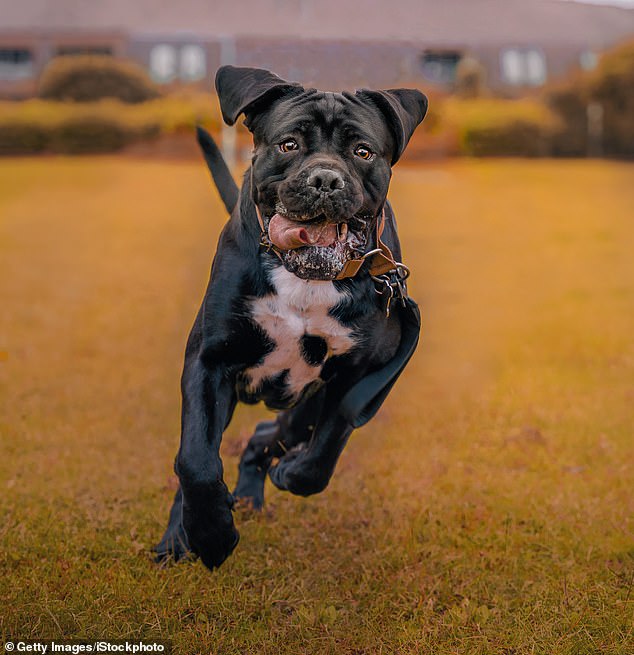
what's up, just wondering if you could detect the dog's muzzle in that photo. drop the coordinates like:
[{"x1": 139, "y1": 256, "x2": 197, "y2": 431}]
[
  {"x1": 252, "y1": 162, "x2": 372, "y2": 280},
  {"x1": 262, "y1": 207, "x2": 368, "y2": 281}
]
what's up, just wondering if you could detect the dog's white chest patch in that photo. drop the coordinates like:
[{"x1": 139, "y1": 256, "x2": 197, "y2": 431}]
[{"x1": 245, "y1": 266, "x2": 355, "y2": 398}]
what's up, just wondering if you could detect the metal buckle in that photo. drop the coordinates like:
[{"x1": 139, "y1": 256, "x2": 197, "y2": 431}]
[
  {"x1": 359, "y1": 248, "x2": 384, "y2": 261},
  {"x1": 371, "y1": 262, "x2": 410, "y2": 317}
]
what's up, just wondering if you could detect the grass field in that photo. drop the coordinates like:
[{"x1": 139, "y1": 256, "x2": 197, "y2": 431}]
[{"x1": 0, "y1": 157, "x2": 633, "y2": 654}]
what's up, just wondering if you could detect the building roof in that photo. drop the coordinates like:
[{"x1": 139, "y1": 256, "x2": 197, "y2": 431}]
[{"x1": 1, "y1": 0, "x2": 633, "y2": 47}]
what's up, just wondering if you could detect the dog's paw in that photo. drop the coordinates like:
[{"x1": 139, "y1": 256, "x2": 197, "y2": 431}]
[
  {"x1": 181, "y1": 483, "x2": 239, "y2": 571},
  {"x1": 269, "y1": 451, "x2": 328, "y2": 497}
]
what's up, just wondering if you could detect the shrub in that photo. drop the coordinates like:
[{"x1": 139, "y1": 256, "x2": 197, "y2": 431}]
[
  {"x1": 0, "y1": 93, "x2": 225, "y2": 156},
  {"x1": 544, "y1": 79, "x2": 589, "y2": 156},
  {"x1": 135, "y1": 93, "x2": 223, "y2": 133},
  {"x1": 544, "y1": 38, "x2": 634, "y2": 157},
  {"x1": 0, "y1": 121, "x2": 50, "y2": 155},
  {"x1": 49, "y1": 116, "x2": 131, "y2": 154},
  {"x1": 39, "y1": 56, "x2": 160, "y2": 104},
  {"x1": 462, "y1": 120, "x2": 551, "y2": 157},
  {"x1": 589, "y1": 39, "x2": 634, "y2": 156},
  {"x1": 454, "y1": 57, "x2": 488, "y2": 99},
  {"x1": 0, "y1": 99, "x2": 162, "y2": 154},
  {"x1": 443, "y1": 98, "x2": 560, "y2": 157}
]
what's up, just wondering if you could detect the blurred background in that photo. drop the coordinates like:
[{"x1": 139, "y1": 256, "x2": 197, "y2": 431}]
[
  {"x1": 1, "y1": 0, "x2": 633, "y2": 159},
  {"x1": 1, "y1": 2, "x2": 633, "y2": 653}
]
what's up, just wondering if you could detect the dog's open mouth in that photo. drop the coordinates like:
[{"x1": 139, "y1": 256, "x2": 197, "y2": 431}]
[
  {"x1": 268, "y1": 213, "x2": 346, "y2": 249},
  {"x1": 263, "y1": 206, "x2": 368, "y2": 281}
]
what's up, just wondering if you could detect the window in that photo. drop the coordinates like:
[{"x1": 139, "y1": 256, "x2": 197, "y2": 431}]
[
  {"x1": 501, "y1": 50, "x2": 523, "y2": 85},
  {"x1": 525, "y1": 50, "x2": 546, "y2": 85},
  {"x1": 0, "y1": 48, "x2": 34, "y2": 80},
  {"x1": 580, "y1": 50, "x2": 598, "y2": 71},
  {"x1": 420, "y1": 51, "x2": 462, "y2": 85},
  {"x1": 56, "y1": 46, "x2": 113, "y2": 56},
  {"x1": 149, "y1": 44, "x2": 177, "y2": 83},
  {"x1": 180, "y1": 45, "x2": 206, "y2": 81},
  {"x1": 501, "y1": 49, "x2": 547, "y2": 86}
]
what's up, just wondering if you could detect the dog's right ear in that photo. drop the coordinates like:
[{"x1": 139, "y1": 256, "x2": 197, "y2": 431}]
[{"x1": 215, "y1": 66, "x2": 302, "y2": 129}]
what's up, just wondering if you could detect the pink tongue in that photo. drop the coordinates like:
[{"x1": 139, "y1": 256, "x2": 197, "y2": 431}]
[{"x1": 268, "y1": 213, "x2": 338, "y2": 250}]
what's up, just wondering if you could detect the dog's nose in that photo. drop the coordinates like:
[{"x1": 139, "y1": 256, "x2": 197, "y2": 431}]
[{"x1": 307, "y1": 168, "x2": 345, "y2": 193}]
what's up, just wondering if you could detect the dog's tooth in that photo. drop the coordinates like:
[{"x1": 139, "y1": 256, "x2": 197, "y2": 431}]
[{"x1": 339, "y1": 223, "x2": 348, "y2": 242}]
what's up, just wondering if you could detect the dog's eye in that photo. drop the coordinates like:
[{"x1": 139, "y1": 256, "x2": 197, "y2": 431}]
[
  {"x1": 354, "y1": 145, "x2": 374, "y2": 160},
  {"x1": 279, "y1": 139, "x2": 299, "y2": 153}
]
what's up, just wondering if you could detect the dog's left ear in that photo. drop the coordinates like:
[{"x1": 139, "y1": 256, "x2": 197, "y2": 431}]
[
  {"x1": 215, "y1": 66, "x2": 302, "y2": 129},
  {"x1": 356, "y1": 88, "x2": 428, "y2": 164}
]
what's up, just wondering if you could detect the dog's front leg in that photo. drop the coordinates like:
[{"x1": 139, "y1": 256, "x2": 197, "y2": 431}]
[{"x1": 174, "y1": 356, "x2": 239, "y2": 570}]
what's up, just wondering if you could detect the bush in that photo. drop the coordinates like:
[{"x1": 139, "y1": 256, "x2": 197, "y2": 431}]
[
  {"x1": 39, "y1": 56, "x2": 160, "y2": 104},
  {"x1": 49, "y1": 116, "x2": 131, "y2": 154},
  {"x1": 47, "y1": 112, "x2": 160, "y2": 154},
  {"x1": 454, "y1": 57, "x2": 488, "y2": 99},
  {"x1": 443, "y1": 98, "x2": 560, "y2": 157},
  {"x1": 462, "y1": 120, "x2": 551, "y2": 157},
  {"x1": 590, "y1": 40, "x2": 634, "y2": 156},
  {"x1": 0, "y1": 99, "x2": 162, "y2": 154},
  {"x1": 135, "y1": 92, "x2": 223, "y2": 133},
  {"x1": 0, "y1": 121, "x2": 50, "y2": 155},
  {"x1": 545, "y1": 38, "x2": 634, "y2": 157},
  {"x1": 544, "y1": 79, "x2": 590, "y2": 156},
  {"x1": 0, "y1": 94, "x2": 224, "y2": 156}
]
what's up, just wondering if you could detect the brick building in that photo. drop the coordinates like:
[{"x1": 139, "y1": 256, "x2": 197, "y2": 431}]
[{"x1": 1, "y1": 0, "x2": 633, "y2": 97}]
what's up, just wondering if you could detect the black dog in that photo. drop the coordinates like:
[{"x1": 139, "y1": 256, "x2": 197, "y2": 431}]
[{"x1": 155, "y1": 66, "x2": 427, "y2": 571}]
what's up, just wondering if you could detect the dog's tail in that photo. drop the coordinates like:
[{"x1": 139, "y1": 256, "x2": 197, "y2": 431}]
[{"x1": 196, "y1": 126, "x2": 239, "y2": 215}]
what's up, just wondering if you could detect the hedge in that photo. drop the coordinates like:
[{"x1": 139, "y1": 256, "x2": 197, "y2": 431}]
[
  {"x1": 0, "y1": 96, "x2": 559, "y2": 158},
  {"x1": 39, "y1": 56, "x2": 160, "y2": 104},
  {"x1": 0, "y1": 95, "x2": 222, "y2": 155},
  {"x1": 0, "y1": 121, "x2": 49, "y2": 155},
  {"x1": 545, "y1": 80, "x2": 589, "y2": 156},
  {"x1": 50, "y1": 116, "x2": 156, "y2": 154},
  {"x1": 443, "y1": 98, "x2": 560, "y2": 157}
]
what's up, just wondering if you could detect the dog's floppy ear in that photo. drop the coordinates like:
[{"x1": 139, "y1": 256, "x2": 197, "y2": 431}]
[
  {"x1": 215, "y1": 66, "x2": 302, "y2": 129},
  {"x1": 356, "y1": 88, "x2": 428, "y2": 164}
]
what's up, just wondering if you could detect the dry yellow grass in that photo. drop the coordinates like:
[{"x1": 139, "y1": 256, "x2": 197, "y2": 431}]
[{"x1": 0, "y1": 157, "x2": 633, "y2": 654}]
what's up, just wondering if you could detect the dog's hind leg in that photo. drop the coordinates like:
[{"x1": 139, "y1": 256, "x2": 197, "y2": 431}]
[
  {"x1": 268, "y1": 383, "x2": 354, "y2": 497},
  {"x1": 233, "y1": 388, "x2": 326, "y2": 509},
  {"x1": 233, "y1": 420, "x2": 282, "y2": 510}
]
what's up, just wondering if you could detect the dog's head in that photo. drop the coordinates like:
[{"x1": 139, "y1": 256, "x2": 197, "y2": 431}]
[{"x1": 216, "y1": 66, "x2": 427, "y2": 281}]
